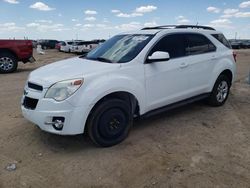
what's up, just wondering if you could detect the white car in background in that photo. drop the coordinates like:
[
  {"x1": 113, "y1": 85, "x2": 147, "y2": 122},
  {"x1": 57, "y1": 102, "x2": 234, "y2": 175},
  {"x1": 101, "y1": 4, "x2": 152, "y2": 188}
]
[
  {"x1": 60, "y1": 40, "x2": 76, "y2": 53},
  {"x1": 71, "y1": 41, "x2": 99, "y2": 54}
]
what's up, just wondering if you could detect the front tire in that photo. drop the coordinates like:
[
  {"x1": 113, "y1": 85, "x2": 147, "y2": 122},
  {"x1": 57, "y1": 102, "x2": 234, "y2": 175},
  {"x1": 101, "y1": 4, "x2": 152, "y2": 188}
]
[
  {"x1": 87, "y1": 99, "x2": 133, "y2": 147},
  {"x1": 0, "y1": 52, "x2": 18, "y2": 73},
  {"x1": 207, "y1": 75, "x2": 231, "y2": 106}
]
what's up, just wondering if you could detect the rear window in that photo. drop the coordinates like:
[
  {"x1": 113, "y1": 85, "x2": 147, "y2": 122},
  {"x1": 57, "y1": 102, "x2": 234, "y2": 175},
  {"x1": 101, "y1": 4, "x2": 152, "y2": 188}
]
[
  {"x1": 212, "y1": 34, "x2": 231, "y2": 49},
  {"x1": 186, "y1": 34, "x2": 216, "y2": 55},
  {"x1": 67, "y1": 42, "x2": 73, "y2": 45}
]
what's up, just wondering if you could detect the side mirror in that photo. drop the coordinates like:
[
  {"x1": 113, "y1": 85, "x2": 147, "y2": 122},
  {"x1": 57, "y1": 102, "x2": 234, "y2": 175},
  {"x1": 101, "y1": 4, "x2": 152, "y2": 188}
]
[{"x1": 147, "y1": 51, "x2": 170, "y2": 63}]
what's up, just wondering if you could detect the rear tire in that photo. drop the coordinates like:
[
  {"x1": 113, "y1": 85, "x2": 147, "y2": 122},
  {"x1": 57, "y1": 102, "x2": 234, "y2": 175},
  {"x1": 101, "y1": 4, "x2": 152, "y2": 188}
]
[
  {"x1": 87, "y1": 99, "x2": 133, "y2": 147},
  {"x1": 0, "y1": 52, "x2": 18, "y2": 73},
  {"x1": 207, "y1": 75, "x2": 230, "y2": 106}
]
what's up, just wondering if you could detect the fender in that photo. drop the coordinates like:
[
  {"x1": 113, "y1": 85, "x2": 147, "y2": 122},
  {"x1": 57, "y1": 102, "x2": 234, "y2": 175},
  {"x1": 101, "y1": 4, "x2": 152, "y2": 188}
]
[{"x1": 69, "y1": 69, "x2": 146, "y2": 114}]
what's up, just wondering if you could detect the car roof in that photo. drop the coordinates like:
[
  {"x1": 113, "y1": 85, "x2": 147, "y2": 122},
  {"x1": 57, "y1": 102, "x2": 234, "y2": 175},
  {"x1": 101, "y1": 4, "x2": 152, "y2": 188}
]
[
  {"x1": 122, "y1": 25, "x2": 222, "y2": 36},
  {"x1": 123, "y1": 28, "x2": 221, "y2": 36}
]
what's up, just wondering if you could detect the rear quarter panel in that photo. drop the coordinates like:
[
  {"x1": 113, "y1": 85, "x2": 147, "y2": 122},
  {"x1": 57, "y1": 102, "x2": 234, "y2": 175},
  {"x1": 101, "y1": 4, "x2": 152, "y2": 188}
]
[{"x1": 208, "y1": 49, "x2": 236, "y2": 91}]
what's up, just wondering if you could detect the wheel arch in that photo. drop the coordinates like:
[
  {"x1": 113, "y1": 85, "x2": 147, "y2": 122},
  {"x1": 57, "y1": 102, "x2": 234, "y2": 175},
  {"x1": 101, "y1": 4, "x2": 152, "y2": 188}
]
[
  {"x1": 89, "y1": 91, "x2": 140, "y2": 117},
  {"x1": 84, "y1": 91, "x2": 140, "y2": 133},
  {"x1": 209, "y1": 54, "x2": 236, "y2": 92},
  {"x1": 219, "y1": 69, "x2": 233, "y2": 85},
  {"x1": 0, "y1": 48, "x2": 18, "y2": 60}
]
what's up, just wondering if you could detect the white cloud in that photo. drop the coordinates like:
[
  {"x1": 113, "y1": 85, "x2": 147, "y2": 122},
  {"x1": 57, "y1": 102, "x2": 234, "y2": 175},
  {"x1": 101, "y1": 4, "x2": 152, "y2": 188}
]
[
  {"x1": 144, "y1": 21, "x2": 157, "y2": 27},
  {"x1": 224, "y1": 9, "x2": 239, "y2": 14},
  {"x1": 176, "y1": 16, "x2": 190, "y2": 24},
  {"x1": 115, "y1": 22, "x2": 141, "y2": 31},
  {"x1": 0, "y1": 22, "x2": 24, "y2": 32},
  {"x1": 84, "y1": 10, "x2": 97, "y2": 15},
  {"x1": 207, "y1": 6, "x2": 221, "y2": 13},
  {"x1": 75, "y1": 23, "x2": 82, "y2": 27},
  {"x1": 30, "y1": 2, "x2": 55, "y2": 11},
  {"x1": 135, "y1": 5, "x2": 157, "y2": 13},
  {"x1": 221, "y1": 14, "x2": 234, "y2": 18},
  {"x1": 96, "y1": 24, "x2": 106, "y2": 28},
  {"x1": 221, "y1": 8, "x2": 239, "y2": 18},
  {"x1": 234, "y1": 12, "x2": 250, "y2": 17},
  {"x1": 221, "y1": 10, "x2": 250, "y2": 18},
  {"x1": 210, "y1": 19, "x2": 231, "y2": 24},
  {"x1": 111, "y1": 9, "x2": 120, "y2": 13},
  {"x1": 103, "y1": 18, "x2": 110, "y2": 23},
  {"x1": 71, "y1": 19, "x2": 78, "y2": 22},
  {"x1": 25, "y1": 22, "x2": 65, "y2": 32},
  {"x1": 116, "y1": 13, "x2": 131, "y2": 18},
  {"x1": 83, "y1": 24, "x2": 94, "y2": 28},
  {"x1": 112, "y1": 5, "x2": 157, "y2": 18},
  {"x1": 3, "y1": 0, "x2": 19, "y2": 4},
  {"x1": 35, "y1": 19, "x2": 52, "y2": 24},
  {"x1": 84, "y1": 17, "x2": 96, "y2": 21},
  {"x1": 239, "y1": 1, "x2": 250, "y2": 8},
  {"x1": 209, "y1": 19, "x2": 233, "y2": 29},
  {"x1": 116, "y1": 12, "x2": 143, "y2": 18},
  {"x1": 26, "y1": 23, "x2": 40, "y2": 27}
]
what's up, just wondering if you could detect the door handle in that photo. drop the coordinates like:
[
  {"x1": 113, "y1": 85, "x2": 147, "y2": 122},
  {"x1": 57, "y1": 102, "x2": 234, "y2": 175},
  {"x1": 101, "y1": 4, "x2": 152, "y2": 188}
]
[
  {"x1": 211, "y1": 55, "x2": 218, "y2": 60},
  {"x1": 180, "y1": 62, "x2": 188, "y2": 68}
]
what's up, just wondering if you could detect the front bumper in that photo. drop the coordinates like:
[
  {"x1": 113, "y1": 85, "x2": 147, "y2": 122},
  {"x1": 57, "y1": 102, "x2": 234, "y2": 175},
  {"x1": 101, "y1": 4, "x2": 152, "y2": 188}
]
[
  {"x1": 22, "y1": 56, "x2": 36, "y2": 64},
  {"x1": 21, "y1": 87, "x2": 88, "y2": 135}
]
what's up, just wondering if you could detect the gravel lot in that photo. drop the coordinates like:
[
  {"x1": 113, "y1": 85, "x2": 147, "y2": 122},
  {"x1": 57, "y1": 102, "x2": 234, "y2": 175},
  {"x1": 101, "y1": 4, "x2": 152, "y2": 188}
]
[{"x1": 0, "y1": 49, "x2": 249, "y2": 188}]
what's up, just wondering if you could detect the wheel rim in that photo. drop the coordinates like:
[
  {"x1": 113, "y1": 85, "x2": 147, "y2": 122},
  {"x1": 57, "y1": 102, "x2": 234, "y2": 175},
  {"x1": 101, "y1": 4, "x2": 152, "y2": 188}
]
[
  {"x1": 216, "y1": 81, "x2": 228, "y2": 103},
  {"x1": 0, "y1": 57, "x2": 14, "y2": 71},
  {"x1": 98, "y1": 108, "x2": 127, "y2": 140}
]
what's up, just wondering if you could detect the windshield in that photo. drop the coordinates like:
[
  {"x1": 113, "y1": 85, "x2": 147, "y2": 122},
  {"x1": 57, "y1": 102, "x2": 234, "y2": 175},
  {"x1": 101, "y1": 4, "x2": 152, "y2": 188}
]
[{"x1": 86, "y1": 34, "x2": 153, "y2": 63}]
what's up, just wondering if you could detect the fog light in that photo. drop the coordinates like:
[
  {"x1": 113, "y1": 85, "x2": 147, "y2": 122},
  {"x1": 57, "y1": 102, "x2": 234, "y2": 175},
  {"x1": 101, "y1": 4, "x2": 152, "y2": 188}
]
[{"x1": 45, "y1": 117, "x2": 65, "y2": 131}]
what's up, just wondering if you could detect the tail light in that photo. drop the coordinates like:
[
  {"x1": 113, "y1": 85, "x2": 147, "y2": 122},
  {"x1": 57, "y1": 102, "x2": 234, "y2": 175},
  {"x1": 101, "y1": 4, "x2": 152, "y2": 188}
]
[{"x1": 233, "y1": 51, "x2": 237, "y2": 63}]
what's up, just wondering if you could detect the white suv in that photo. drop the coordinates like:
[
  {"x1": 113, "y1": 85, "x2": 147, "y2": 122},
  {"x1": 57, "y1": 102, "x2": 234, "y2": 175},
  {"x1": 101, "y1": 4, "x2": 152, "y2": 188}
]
[
  {"x1": 21, "y1": 25, "x2": 236, "y2": 147},
  {"x1": 71, "y1": 41, "x2": 99, "y2": 54}
]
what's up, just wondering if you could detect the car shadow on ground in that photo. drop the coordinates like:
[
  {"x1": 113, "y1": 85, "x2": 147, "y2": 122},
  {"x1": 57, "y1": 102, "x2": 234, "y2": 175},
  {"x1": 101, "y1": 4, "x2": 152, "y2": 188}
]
[
  {"x1": 33, "y1": 101, "x2": 207, "y2": 152},
  {"x1": 133, "y1": 101, "x2": 205, "y2": 130},
  {"x1": 15, "y1": 68, "x2": 37, "y2": 73}
]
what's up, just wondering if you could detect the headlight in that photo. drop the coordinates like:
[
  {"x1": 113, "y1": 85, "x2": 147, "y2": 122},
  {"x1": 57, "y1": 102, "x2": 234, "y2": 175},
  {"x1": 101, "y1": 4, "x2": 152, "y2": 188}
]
[{"x1": 45, "y1": 78, "x2": 83, "y2": 101}]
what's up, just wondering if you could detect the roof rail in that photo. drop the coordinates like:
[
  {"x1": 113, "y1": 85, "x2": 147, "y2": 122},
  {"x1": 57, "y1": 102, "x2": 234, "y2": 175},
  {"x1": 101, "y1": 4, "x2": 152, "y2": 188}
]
[
  {"x1": 141, "y1": 25, "x2": 177, "y2": 30},
  {"x1": 141, "y1": 25, "x2": 216, "y2": 31}
]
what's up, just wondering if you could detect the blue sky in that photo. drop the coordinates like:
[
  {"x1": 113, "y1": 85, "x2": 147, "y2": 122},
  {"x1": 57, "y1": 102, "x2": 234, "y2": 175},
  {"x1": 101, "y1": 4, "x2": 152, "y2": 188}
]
[{"x1": 0, "y1": 0, "x2": 250, "y2": 40}]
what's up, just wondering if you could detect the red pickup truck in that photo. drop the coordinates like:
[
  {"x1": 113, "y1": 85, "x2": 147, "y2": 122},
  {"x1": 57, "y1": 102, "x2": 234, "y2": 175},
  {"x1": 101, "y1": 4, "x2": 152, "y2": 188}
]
[{"x1": 0, "y1": 40, "x2": 35, "y2": 73}]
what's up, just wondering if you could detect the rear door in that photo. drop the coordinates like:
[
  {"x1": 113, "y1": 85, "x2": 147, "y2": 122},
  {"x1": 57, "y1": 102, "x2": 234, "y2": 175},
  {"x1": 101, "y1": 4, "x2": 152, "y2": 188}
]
[{"x1": 183, "y1": 33, "x2": 217, "y2": 96}]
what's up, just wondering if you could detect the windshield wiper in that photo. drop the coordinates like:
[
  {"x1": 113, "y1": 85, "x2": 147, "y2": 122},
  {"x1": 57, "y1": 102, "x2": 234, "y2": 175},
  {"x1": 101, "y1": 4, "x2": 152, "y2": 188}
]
[{"x1": 96, "y1": 57, "x2": 113, "y2": 63}]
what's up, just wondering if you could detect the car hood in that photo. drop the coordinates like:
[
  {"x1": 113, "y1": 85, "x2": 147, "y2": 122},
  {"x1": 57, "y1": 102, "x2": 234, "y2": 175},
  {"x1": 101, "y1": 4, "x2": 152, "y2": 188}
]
[{"x1": 28, "y1": 57, "x2": 121, "y2": 88}]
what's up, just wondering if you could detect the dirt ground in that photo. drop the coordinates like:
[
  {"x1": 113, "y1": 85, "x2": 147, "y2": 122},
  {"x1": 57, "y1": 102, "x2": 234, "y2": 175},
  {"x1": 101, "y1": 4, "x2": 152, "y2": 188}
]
[{"x1": 0, "y1": 49, "x2": 249, "y2": 188}]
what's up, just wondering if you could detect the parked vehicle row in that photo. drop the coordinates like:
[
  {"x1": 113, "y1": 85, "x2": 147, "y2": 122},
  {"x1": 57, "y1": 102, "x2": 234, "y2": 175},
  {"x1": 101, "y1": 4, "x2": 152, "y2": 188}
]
[
  {"x1": 59, "y1": 40, "x2": 105, "y2": 54},
  {"x1": 70, "y1": 41, "x2": 100, "y2": 54},
  {"x1": 229, "y1": 39, "x2": 250, "y2": 49},
  {"x1": 37, "y1": 39, "x2": 59, "y2": 50}
]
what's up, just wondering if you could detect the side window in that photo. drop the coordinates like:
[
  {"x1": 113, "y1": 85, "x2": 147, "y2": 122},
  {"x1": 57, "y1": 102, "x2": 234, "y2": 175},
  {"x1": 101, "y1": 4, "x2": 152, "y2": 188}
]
[
  {"x1": 186, "y1": 34, "x2": 216, "y2": 55},
  {"x1": 149, "y1": 34, "x2": 186, "y2": 59},
  {"x1": 212, "y1": 34, "x2": 231, "y2": 49}
]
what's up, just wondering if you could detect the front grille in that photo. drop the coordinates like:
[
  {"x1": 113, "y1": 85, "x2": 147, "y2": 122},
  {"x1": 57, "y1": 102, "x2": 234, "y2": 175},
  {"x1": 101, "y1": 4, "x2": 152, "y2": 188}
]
[
  {"x1": 23, "y1": 97, "x2": 38, "y2": 110},
  {"x1": 28, "y1": 82, "x2": 43, "y2": 91}
]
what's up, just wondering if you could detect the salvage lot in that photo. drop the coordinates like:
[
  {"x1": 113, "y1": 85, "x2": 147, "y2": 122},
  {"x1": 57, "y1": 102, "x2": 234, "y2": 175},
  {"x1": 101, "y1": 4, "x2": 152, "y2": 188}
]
[{"x1": 0, "y1": 50, "x2": 250, "y2": 187}]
